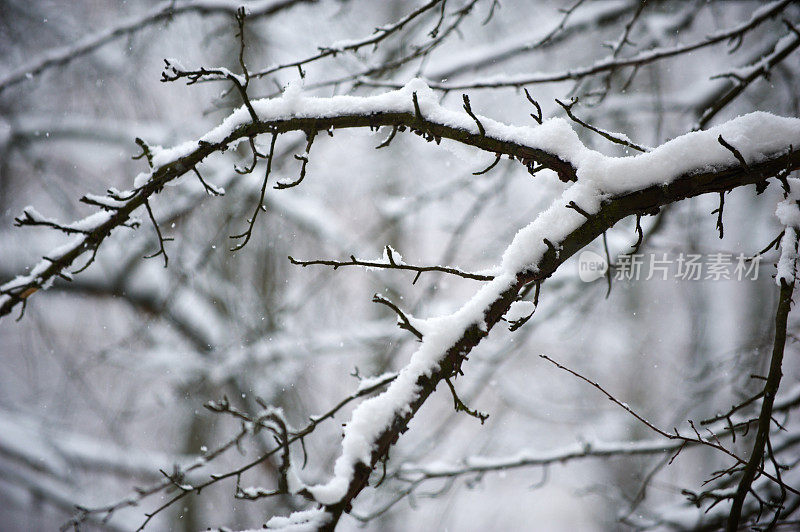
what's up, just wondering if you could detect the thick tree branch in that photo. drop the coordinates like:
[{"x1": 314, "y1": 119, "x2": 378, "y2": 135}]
[
  {"x1": 2, "y1": 83, "x2": 800, "y2": 322},
  {"x1": 727, "y1": 231, "x2": 798, "y2": 530},
  {"x1": 0, "y1": 82, "x2": 588, "y2": 319}
]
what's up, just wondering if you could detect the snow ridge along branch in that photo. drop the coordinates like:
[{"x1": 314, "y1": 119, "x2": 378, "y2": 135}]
[
  {"x1": 0, "y1": 79, "x2": 582, "y2": 318},
  {"x1": 2, "y1": 79, "x2": 800, "y2": 319}
]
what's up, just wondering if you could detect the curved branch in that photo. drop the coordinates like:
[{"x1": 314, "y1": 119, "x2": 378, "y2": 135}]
[
  {"x1": 2, "y1": 83, "x2": 799, "y2": 329},
  {"x1": 0, "y1": 81, "x2": 584, "y2": 318}
]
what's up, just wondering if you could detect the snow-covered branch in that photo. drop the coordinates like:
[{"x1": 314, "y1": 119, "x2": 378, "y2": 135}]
[
  {"x1": 5, "y1": 79, "x2": 800, "y2": 321},
  {"x1": 363, "y1": 0, "x2": 792, "y2": 91},
  {"x1": 7, "y1": 2, "x2": 800, "y2": 530}
]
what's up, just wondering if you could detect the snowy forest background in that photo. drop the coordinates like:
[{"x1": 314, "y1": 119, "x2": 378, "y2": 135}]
[{"x1": 1, "y1": 0, "x2": 800, "y2": 530}]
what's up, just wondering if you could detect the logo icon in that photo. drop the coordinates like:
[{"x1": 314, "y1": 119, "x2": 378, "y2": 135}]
[{"x1": 577, "y1": 250, "x2": 608, "y2": 282}]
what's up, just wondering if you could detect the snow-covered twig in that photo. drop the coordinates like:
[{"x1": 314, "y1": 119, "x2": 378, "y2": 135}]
[
  {"x1": 698, "y1": 21, "x2": 800, "y2": 129},
  {"x1": 361, "y1": 0, "x2": 792, "y2": 91}
]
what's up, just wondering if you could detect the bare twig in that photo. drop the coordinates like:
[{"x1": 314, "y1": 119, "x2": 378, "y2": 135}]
[
  {"x1": 537, "y1": 0, "x2": 587, "y2": 49},
  {"x1": 539, "y1": 354, "x2": 799, "y2": 497},
  {"x1": 701, "y1": 391, "x2": 765, "y2": 426},
  {"x1": 718, "y1": 135, "x2": 749, "y2": 169},
  {"x1": 444, "y1": 377, "x2": 489, "y2": 423},
  {"x1": 473, "y1": 153, "x2": 502, "y2": 175},
  {"x1": 462, "y1": 94, "x2": 485, "y2": 136},
  {"x1": 372, "y1": 293, "x2": 423, "y2": 340},
  {"x1": 288, "y1": 254, "x2": 493, "y2": 282},
  {"x1": 230, "y1": 132, "x2": 278, "y2": 251},
  {"x1": 142, "y1": 200, "x2": 173, "y2": 267},
  {"x1": 712, "y1": 191, "x2": 726, "y2": 239},
  {"x1": 275, "y1": 131, "x2": 315, "y2": 189},
  {"x1": 375, "y1": 125, "x2": 399, "y2": 149},
  {"x1": 555, "y1": 97, "x2": 647, "y2": 152}
]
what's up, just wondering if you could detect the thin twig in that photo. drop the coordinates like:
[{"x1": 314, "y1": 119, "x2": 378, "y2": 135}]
[
  {"x1": 523, "y1": 88, "x2": 543, "y2": 124},
  {"x1": 372, "y1": 293, "x2": 424, "y2": 340},
  {"x1": 712, "y1": 191, "x2": 726, "y2": 239},
  {"x1": 230, "y1": 132, "x2": 278, "y2": 251},
  {"x1": 539, "y1": 354, "x2": 800, "y2": 497},
  {"x1": 275, "y1": 131, "x2": 316, "y2": 189},
  {"x1": 718, "y1": 135, "x2": 749, "y2": 169},
  {"x1": 555, "y1": 97, "x2": 647, "y2": 152},
  {"x1": 142, "y1": 200, "x2": 172, "y2": 267},
  {"x1": 473, "y1": 153, "x2": 502, "y2": 175},
  {"x1": 288, "y1": 255, "x2": 493, "y2": 282},
  {"x1": 701, "y1": 391, "x2": 766, "y2": 426},
  {"x1": 462, "y1": 94, "x2": 485, "y2": 136}
]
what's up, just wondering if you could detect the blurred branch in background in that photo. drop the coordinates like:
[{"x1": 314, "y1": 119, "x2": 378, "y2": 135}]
[{"x1": 1, "y1": 0, "x2": 800, "y2": 530}]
